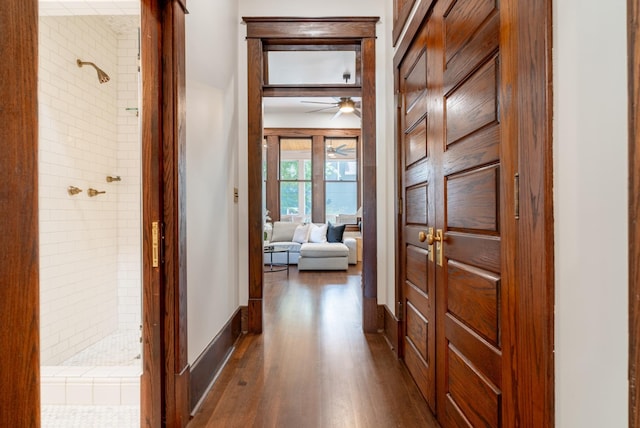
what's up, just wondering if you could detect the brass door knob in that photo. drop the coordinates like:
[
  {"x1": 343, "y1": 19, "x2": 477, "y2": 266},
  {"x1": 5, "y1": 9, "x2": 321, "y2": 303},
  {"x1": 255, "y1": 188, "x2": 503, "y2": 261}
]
[{"x1": 419, "y1": 231, "x2": 435, "y2": 245}]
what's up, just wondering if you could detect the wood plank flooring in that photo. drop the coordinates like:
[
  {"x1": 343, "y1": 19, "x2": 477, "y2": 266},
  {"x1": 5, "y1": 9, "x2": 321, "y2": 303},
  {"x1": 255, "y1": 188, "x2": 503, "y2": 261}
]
[{"x1": 188, "y1": 264, "x2": 439, "y2": 428}]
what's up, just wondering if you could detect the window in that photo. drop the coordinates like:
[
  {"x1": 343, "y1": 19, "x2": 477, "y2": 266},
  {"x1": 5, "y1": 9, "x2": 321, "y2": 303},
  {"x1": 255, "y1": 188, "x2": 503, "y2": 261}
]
[
  {"x1": 279, "y1": 138, "x2": 312, "y2": 223},
  {"x1": 263, "y1": 129, "x2": 360, "y2": 224},
  {"x1": 325, "y1": 138, "x2": 358, "y2": 224}
]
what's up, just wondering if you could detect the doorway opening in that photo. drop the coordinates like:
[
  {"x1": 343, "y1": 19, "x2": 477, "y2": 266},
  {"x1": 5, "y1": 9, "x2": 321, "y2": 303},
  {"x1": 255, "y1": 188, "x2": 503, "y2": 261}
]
[
  {"x1": 38, "y1": 2, "x2": 142, "y2": 425},
  {"x1": 244, "y1": 17, "x2": 379, "y2": 333}
]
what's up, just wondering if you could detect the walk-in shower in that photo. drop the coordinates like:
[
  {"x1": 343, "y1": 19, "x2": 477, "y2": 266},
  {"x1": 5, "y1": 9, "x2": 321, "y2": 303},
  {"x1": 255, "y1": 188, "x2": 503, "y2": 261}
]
[{"x1": 38, "y1": 4, "x2": 142, "y2": 426}]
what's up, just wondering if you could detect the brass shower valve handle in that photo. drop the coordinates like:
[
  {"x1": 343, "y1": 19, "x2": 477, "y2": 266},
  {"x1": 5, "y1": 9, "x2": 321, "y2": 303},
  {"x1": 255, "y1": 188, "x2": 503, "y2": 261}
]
[
  {"x1": 67, "y1": 186, "x2": 83, "y2": 196},
  {"x1": 87, "y1": 188, "x2": 106, "y2": 197}
]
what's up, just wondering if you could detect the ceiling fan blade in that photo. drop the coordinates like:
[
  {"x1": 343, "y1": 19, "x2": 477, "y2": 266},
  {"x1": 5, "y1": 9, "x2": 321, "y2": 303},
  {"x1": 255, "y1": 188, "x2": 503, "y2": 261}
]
[
  {"x1": 301, "y1": 100, "x2": 338, "y2": 105},
  {"x1": 306, "y1": 106, "x2": 338, "y2": 113},
  {"x1": 331, "y1": 110, "x2": 343, "y2": 120},
  {"x1": 353, "y1": 109, "x2": 361, "y2": 118},
  {"x1": 334, "y1": 144, "x2": 347, "y2": 150}
]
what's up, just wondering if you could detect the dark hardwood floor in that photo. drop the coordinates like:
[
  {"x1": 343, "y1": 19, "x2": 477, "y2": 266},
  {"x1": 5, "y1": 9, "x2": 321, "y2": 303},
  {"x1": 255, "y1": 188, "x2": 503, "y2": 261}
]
[{"x1": 188, "y1": 264, "x2": 439, "y2": 428}]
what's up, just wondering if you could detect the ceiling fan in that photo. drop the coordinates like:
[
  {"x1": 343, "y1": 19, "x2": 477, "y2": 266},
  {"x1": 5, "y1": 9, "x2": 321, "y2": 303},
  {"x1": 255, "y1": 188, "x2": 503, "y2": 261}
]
[
  {"x1": 326, "y1": 142, "x2": 355, "y2": 157},
  {"x1": 302, "y1": 97, "x2": 362, "y2": 120}
]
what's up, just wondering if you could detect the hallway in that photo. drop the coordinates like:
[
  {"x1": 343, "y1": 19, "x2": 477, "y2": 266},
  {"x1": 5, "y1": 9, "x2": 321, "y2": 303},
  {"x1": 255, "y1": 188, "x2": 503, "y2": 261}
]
[{"x1": 188, "y1": 265, "x2": 439, "y2": 427}]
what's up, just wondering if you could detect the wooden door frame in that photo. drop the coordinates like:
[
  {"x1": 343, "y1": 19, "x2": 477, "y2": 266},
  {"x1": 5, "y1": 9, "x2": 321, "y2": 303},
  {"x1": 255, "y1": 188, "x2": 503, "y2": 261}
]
[
  {"x1": 0, "y1": 1, "x2": 189, "y2": 426},
  {"x1": 393, "y1": 0, "x2": 554, "y2": 425},
  {"x1": 243, "y1": 17, "x2": 380, "y2": 333},
  {"x1": 0, "y1": 1, "x2": 40, "y2": 425},
  {"x1": 629, "y1": 0, "x2": 640, "y2": 425},
  {"x1": 141, "y1": 0, "x2": 190, "y2": 427}
]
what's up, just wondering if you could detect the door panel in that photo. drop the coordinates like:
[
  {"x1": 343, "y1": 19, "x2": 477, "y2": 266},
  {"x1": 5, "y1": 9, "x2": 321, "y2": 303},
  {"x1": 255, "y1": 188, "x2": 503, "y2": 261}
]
[
  {"x1": 400, "y1": 21, "x2": 436, "y2": 412},
  {"x1": 445, "y1": 57, "x2": 498, "y2": 146},
  {"x1": 397, "y1": 0, "x2": 504, "y2": 425},
  {"x1": 407, "y1": 246, "x2": 429, "y2": 294},
  {"x1": 407, "y1": 119, "x2": 428, "y2": 166},
  {"x1": 439, "y1": 0, "x2": 503, "y2": 424},
  {"x1": 446, "y1": 165, "x2": 499, "y2": 232},
  {"x1": 447, "y1": 261, "x2": 500, "y2": 345},
  {"x1": 444, "y1": 0, "x2": 497, "y2": 65},
  {"x1": 448, "y1": 345, "x2": 500, "y2": 427},
  {"x1": 406, "y1": 184, "x2": 429, "y2": 225}
]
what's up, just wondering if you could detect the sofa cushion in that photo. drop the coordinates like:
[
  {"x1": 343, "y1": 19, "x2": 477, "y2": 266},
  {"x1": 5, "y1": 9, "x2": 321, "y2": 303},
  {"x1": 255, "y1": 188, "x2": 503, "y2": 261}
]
[
  {"x1": 326, "y1": 222, "x2": 346, "y2": 243},
  {"x1": 309, "y1": 223, "x2": 328, "y2": 243},
  {"x1": 292, "y1": 223, "x2": 310, "y2": 243},
  {"x1": 271, "y1": 221, "x2": 300, "y2": 242},
  {"x1": 266, "y1": 242, "x2": 302, "y2": 253},
  {"x1": 300, "y1": 242, "x2": 349, "y2": 258}
]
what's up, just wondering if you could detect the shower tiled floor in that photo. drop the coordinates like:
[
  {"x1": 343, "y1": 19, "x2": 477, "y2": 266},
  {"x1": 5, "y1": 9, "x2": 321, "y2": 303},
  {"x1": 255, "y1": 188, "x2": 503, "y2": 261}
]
[
  {"x1": 61, "y1": 329, "x2": 141, "y2": 366},
  {"x1": 42, "y1": 330, "x2": 141, "y2": 427},
  {"x1": 42, "y1": 405, "x2": 139, "y2": 428}
]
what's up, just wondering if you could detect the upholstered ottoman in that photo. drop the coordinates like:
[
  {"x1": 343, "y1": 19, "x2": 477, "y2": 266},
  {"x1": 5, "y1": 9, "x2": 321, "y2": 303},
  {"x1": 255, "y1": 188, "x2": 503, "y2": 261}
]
[{"x1": 297, "y1": 242, "x2": 350, "y2": 271}]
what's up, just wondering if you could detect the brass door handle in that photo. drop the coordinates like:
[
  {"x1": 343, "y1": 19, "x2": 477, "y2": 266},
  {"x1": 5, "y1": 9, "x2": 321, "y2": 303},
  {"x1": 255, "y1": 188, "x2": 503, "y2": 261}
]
[
  {"x1": 435, "y1": 229, "x2": 445, "y2": 266},
  {"x1": 418, "y1": 230, "x2": 436, "y2": 244}
]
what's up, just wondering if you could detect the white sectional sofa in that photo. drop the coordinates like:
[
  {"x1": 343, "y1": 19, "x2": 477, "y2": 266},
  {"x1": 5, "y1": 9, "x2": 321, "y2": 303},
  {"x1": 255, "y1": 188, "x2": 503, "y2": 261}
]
[{"x1": 264, "y1": 221, "x2": 357, "y2": 271}]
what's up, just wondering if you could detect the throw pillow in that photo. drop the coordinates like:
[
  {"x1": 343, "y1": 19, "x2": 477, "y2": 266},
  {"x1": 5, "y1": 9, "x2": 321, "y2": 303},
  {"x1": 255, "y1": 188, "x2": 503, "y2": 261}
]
[
  {"x1": 309, "y1": 223, "x2": 328, "y2": 243},
  {"x1": 326, "y1": 222, "x2": 346, "y2": 243},
  {"x1": 271, "y1": 221, "x2": 300, "y2": 242},
  {"x1": 292, "y1": 224, "x2": 310, "y2": 243}
]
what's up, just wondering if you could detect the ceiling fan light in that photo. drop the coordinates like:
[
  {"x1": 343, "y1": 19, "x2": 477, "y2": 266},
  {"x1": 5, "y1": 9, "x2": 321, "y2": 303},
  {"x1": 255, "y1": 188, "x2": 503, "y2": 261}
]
[{"x1": 339, "y1": 98, "x2": 356, "y2": 113}]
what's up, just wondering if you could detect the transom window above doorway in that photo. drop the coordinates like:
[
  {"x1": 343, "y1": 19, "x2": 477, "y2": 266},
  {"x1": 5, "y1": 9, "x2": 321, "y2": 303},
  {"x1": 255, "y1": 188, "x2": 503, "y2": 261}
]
[
  {"x1": 263, "y1": 41, "x2": 361, "y2": 88},
  {"x1": 267, "y1": 50, "x2": 358, "y2": 86}
]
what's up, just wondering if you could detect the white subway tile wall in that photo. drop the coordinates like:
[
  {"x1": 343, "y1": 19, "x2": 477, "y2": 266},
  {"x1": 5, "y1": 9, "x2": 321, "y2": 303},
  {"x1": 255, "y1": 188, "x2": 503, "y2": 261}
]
[
  {"x1": 39, "y1": 15, "x2": 141, "y2": 365},
  {"x1": 116, "y1": 28, "x2": 141, "y2": 331}
]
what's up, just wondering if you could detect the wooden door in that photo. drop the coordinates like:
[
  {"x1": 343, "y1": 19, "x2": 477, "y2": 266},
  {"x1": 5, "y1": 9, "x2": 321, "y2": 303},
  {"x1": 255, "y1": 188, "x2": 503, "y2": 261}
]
[
  {"x1": 399, "y1": 22, "x2": 436, "y2": 412},
  {"x1": 434, "y1": 0, "x2": 504, "y2": 425},
  {"x1": 397, "y1": 0, "x2": 507, "y2": 425}
]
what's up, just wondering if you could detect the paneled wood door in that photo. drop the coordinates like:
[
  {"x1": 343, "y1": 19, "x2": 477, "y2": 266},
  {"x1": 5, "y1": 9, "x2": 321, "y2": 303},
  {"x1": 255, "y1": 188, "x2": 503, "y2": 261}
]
[
  {"x1": 398, "y1": 0, "x2": 508, "y2": 425},
  {"x1": 435, "y1": 0, "x2": 503, "y2": 425},
  {"x1": 399, "y1": 21, "x2": 436, "y2": 413}
]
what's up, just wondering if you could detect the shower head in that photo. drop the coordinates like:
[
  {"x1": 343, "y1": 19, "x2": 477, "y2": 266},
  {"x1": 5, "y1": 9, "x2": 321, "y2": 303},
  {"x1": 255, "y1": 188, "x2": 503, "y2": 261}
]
[{"x1": 77, "y1": 59, "x2": 110, "y2": 84}]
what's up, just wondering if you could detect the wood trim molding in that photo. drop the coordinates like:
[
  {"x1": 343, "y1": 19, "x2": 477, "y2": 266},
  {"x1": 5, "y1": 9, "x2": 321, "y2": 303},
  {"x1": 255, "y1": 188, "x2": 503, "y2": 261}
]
[
  {"x1": 140, "y1": 0, "x2": 189, "y2": 426},
  {"x1": 630, "y1": 0, "x2": 640, "y2": 424},
  {"x1": 247, "y1": 36, "x2": 265, "y2": 333},
  {"x1": 382, "y1": 305, "x2": 400, "y2": 356},
  {"x1": 161, "y1": 1, "x2": 189, "y2": 426},
  {"x1": 392, "y1": 0, "x2": 417, "y2": 47},
  {"x1": 264, "y1": 128, "x2": 361, "y2": 137},
  {"x1": 506, "y1": 0, "x2": 555, "y2": 425},
  {"x1": 0, "y1": 1, "x2": 40, "y2": 426},
  {"x1": 361, "y1": 36, "x2": 379, "y2": 333},
  {"x1": 266, "y1": 135, "x2": 280, "y2": 222},
  {"x1": 393, "y1": 0, "x2": 435, "y2": 70},
  {"x1": 140, "y1": 0, "x2": 164, "y2": 426},
  {"x1": 243, "y1": 17, "x2": 379, "y2": 39},
  {"x1": 190, "y1": 309, "x2": 242, "y2": 414},
  {"x1": 312, "y1": 135, "x2": 325, "y2": 223}
]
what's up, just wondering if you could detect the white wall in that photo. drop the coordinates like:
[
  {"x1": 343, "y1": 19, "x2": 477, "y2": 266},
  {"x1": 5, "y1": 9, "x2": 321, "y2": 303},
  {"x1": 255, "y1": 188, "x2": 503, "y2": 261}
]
[
  {"x1": 554, "y1": 0, "x2": 629, "y2": 426},
  {"x1": 39, "y1": 15, "x2": 140, "y2": 364},
  {"x1": 238, "y1": 0, "x2": 393, "y2": 307},
  {"x1": 185, "y1": 0, "x2": 240, "y2": 365}
]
